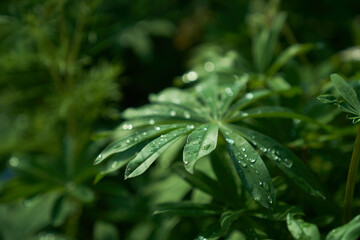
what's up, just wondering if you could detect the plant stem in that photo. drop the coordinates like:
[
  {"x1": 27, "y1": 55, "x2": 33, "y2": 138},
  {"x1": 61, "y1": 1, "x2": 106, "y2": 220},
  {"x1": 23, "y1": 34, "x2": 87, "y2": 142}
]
[{"x1": 344, "y1": 125, "x2": 360, "y2": 223}]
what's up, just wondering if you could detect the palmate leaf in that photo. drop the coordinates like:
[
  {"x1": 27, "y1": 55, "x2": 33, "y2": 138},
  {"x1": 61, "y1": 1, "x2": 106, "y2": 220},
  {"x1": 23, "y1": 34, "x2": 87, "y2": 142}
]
[{"x1": 95, "y1": 75, "x2": 324, "y2": 208}]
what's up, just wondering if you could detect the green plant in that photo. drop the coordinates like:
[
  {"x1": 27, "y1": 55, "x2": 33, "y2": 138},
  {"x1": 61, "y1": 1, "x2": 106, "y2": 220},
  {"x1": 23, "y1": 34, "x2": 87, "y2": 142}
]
[
  {"x1": 95, "y1": 75, "x2": 325, "y2": 210},
  {"x1": 318, "y1": 74, "x2": 360, "y2": 223}
]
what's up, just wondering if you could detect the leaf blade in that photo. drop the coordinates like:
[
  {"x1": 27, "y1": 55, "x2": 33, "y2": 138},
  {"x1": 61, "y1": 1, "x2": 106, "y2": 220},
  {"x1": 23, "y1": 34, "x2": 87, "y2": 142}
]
[
  {"x1": 221, "y1": 125, "x2": 276, "y2": 208},
  {"x1": 183, "y1": 123, "x2": 219, "y2": 173}
]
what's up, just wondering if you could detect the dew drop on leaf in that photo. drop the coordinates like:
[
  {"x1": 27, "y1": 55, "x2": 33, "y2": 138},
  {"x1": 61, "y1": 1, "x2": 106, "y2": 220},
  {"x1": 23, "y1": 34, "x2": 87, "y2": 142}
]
[
  {"x1": 245, "y1": 93, "x2": 254, "y2": 99},
  {"x1": 283, "y1": 158, "x2": 293, "y2": 168},
  {"x1": 149, "y1": 119, "x2": 155, "y2": 125},
  {"x1": 183, "y1": 111, "x2": 191, "y2": 119},
  {"x1": 170, "y1": 111, "x2": 176, "y2": 116},
  {"x1": 155, "y1": 126, "x2": 161, "y2": 130},
  {"x1": 226, "y1": 138, "x2": 235, "y2": 144},
  {"x1": 241, "y1": 147, "x2": 246, "y2": 152},
  {"x1": 9, "y1": 157, "x2": 19, "y2": 167}
]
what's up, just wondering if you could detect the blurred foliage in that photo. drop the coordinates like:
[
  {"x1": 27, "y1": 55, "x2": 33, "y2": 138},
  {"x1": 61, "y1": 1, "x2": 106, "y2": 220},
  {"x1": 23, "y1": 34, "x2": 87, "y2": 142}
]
[{"x1": 1, "y1": 0, "x2": 360, "y2": 239}]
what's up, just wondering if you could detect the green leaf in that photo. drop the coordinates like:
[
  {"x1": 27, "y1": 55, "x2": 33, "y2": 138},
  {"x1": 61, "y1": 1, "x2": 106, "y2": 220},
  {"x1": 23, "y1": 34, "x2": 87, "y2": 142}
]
[
  {"x1": 172, "y1": 163, "x2": 226, "y2": 203},
  {"x1": 211, "y1": 146, "x2": 243, "y2": 208},
  {"x1": 122, "y1": 104, "x2": 208, "y2": 122},
  {"x1": 94, "y1": 221, "x2": 119, "y2": 240},
  {"x1": 226, "y1": 89, "x2": 272, "y2": 116},
  {"x1": 195, "y1": 76, "x2": 218, "y2": 119},
  {"x1": 317, "y1": 94, "x2": 338, "y2": 104},
  {"x1": 267, "y1": 43, "x2": 315, "y2": 76},
  {"x1": 287, "y1": 214, "x2": 321, "y2": 240},
  {"x1": 154, "y1": 202, "x2": 222, "y2": 217},
  {"x1": 149, "y1": 87, "x2": 204, "y2": 110},
  {"x1": 95, "y1": 124, "x2": 184, "y2": 164},
  {"x1": 94, "y1": 140, "x2": 150, "y2": 183},
  {"x1": 234, "y1": 125, "x2": 325, "y2": 199},
  {"x1": 326, "y1": 215, "x2": 360, "y2": 240},
  {"x1": 220, "y1": 210, "x2": 245, "y2": 235},
  {"x1": 51, "y1": 195, "x2": 76, "y2": 227},
  {"x1": 331, "y1": 73, "x2": 360, "y2": 114},
  {"x1": 249, "y1": 205, "x2": 303, "y2": 221},
  {"x1": 221, "y1": 125, "x2": 276, "y2": 208},
  {"x1": 125, "y1": 127, "x2": 192, "y2": 178},
  {"x1": 183, "y1": 123, "x2": 219, "y2": 173},
  {"x1": 218, "y1": 74, "x2": 249, "y2": 117},
  {"x1": 230, "y1": 106, "x2": 331, "y2": 131}
]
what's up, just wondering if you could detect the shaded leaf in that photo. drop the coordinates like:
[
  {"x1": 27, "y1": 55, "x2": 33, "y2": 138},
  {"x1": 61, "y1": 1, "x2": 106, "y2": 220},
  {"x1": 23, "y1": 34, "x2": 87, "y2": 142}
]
[
  {"x1": 267, "y1": 43, "x2": 315, "y2": 76},
  {"x1": 221, "y1": 125, "x2": 276, "y2": 208},
  {"x1": 331, "y1": 73, "x2": 360, "y2": 114},
  {"x1": 287, "y1": 214, "x2": 320, "y2": 240},
  {"x1": 154, "y1": 202, "x2": 222, "y2": 217},
  {"x1": 234, "y1": 125, "x2": 325, "y2": 199},
  {"x1": 326, "y1": 215, "x2": 360, "y2": 240}
]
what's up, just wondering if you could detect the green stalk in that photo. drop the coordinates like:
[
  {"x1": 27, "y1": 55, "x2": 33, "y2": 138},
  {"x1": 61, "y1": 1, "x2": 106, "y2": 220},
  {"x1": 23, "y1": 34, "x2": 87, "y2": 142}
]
[{"x1": 344, "y1": 125, "x2": 360, "y2": 223}]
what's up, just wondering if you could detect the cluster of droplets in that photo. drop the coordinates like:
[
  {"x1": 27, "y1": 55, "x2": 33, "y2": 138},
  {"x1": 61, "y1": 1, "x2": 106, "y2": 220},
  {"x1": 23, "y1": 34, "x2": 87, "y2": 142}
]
[{"x1": 259, "y1": 147, "x2": 293, "y2": 168}]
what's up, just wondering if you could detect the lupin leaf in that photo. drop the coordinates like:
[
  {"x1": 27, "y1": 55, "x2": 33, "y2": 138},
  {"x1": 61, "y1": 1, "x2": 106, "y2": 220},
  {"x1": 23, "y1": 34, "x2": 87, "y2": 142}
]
[
  {"x1": 125, "y1": 127, "x2": 193, "y2": 178},
  {"x1": 234, "y1": 125, "x2": 325, "y2": 199},
  {"x1": 221, "y1": 125, "x2": 276, "y2": 209},
  {"x1": 287, "y1": 214, "x2": 321, "y2": 240},
  {"x1": 331, "y1": 74, "x2": 360, "y2": 114},
  {"x1": 326, "y1": 215, "x2": 360, "y2": 240},
  {"x1": 95, "y1": 124, "x2": 185, "y2": 164},
  {"x1": 183, "y1": 123, "x2": 219, "y2": 173}
]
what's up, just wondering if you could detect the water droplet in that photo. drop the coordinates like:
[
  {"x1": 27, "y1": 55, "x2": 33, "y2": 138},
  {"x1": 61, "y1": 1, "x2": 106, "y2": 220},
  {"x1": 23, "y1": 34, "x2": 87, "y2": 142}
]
[
  {"x1": 204, "y1": 61, "x2": 215, "y2": 72},
  {"x1": 255, "y1": 170, "x2": 260, "y2": 175},
  {"x1": 261, "y1": 147, "x2": 268, "y2": 153},
  {"x1": 245, "y1": 93, "x2": 254, "y2": 100},
  {"x1": 185, "y1": 71, "x2": 198, "y2": 82},
  {"x1": 149, "y1": 119, "x2": 155, "y2": 125},
  {"x1": 142, "y1": 132, "x2": 147, "y2": 136},
  {"x1": 187, "y1": 124, "x2": 195, "y2": 129},
  {"x1": 184, "y1": 161, "x2": 189, "y2": 165},
  {"x1": 226, "y1": 138, "x2": 235, "y2": 144},
  {"x1": 126, "y1": 139, "x2": 130, "y2": 143},
  {"x1": 9, "y1": 157, "x2": 19, "y2": 167},
  {"x1": 241, "y1": 147, "x2": 246, "y2": 152},
  {"x1": 111, "y1": 161, "x2": 120, "y2": 169},
  {"x1": 244, "y1": 154, "x2": 248, "y2": 158},
  {"x1": 225, "y1": 87, "x2": 233, "y2": 96},
  {"x1": 267, "y1": 196, "x2": 273, "y2": 204},
  {"x1": 155, "y1": 126, "x2": 161, "y2": 131},
  {"x1": 122, "y1": 124, "x2": 133, "y2": 130},
  {"x1": 258, "y1": 181, "x2": 263, "y2": 186},
  {"x1": 202, "y1": 144, "x2": 212, "y2": 151},
  {"x1": 240, "y1": 112, "x2": 249, "y2": 117},
  {"x1": 283, "y1": 158, "x2": 293, "y2": 168},
  {"x1": 250, "y1": 158, "x2": 256, "y2": 163},
  {"x1": 238, "y1": 160, "x2": 247, "y2": 168},
  {"x1": 183, "y1": 111, "x2": 191, "y2": 119},
  {"x1": 203, "y1": 127, "x2": 208, "y2": 131},
  {"x1": 170, "y1": 111, "x2": 176, "y2": 116}
]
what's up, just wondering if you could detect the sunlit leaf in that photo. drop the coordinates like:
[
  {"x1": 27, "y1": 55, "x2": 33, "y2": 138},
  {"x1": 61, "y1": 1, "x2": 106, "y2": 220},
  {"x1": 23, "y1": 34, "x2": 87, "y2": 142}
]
[
  {"x1": 183, "y1": 123, "x2": 219, "y2": 173},
  {"x1": 125, "y1": 127, "x2": 193, "y2": 178}
]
